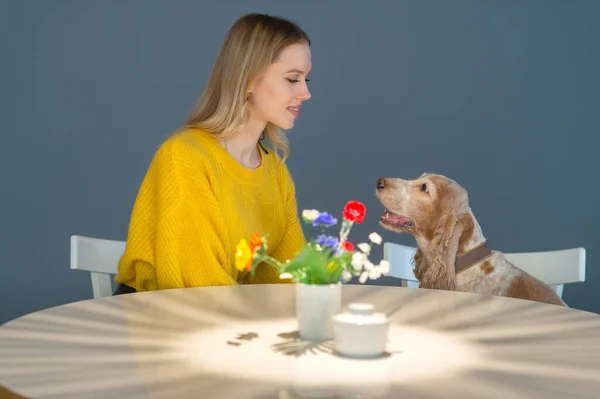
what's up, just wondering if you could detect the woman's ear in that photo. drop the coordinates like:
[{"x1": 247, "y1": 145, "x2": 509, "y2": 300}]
[{"x1": 418, "y1": 214, "x2": 464, "y2": 291}]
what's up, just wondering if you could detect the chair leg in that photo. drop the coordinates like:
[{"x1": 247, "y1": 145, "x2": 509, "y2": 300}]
[{"x1": 90, "y1": 273, "x2": 114, "y2": 299}]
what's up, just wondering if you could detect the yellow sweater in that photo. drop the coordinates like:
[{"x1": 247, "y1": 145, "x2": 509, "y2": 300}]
[{"x1": 114, "y1": 128, "x2": 306, "y2": 291}]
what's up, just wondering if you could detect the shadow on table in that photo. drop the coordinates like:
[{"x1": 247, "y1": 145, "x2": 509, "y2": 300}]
[
  {"x1": 270, "y1": 331, "x2": 334, "y2": 357},
  {"x1": 270, "y1": 331, "x2": 399, "y2": 360}
]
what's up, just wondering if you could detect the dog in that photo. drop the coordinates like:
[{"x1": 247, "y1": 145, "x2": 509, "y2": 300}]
[{"x1": 375, "y1": 173, "x2": 566, "y2": 306}]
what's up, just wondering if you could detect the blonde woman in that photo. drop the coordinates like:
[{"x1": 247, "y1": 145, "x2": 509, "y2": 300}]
[{"x1": 113, "y1": 13, "x2": 312, "y2": 294}]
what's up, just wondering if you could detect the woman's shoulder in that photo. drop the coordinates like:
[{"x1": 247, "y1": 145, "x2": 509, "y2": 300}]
[
  {"x1": 153, "y1": 127, "x2": 219, "y2": 165},
  {"x1": 142, "y1": 128, "x2": 222, "y2": 195}
]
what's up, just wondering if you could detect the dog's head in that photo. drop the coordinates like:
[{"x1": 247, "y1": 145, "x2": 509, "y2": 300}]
[
  {"x1": 375, "y1": 173, "x2": 471, "y2": 291},
  {"x1": 375, "y1": 173, "x2": 469, "y2": 239}
]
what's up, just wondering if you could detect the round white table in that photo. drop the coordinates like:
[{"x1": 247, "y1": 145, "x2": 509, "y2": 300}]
[{"x1": 1, "y1": 284, "x2": 599, "y2": 398}]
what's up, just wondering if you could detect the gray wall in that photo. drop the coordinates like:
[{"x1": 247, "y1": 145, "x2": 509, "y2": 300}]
[{"x1": 1, "y1": 0, "x2": 598, "y2": 324}]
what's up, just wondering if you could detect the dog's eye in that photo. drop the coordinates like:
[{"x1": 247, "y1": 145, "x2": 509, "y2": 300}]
[{"x1": 420, "y1": 183, "x2": 428, "y2": 192}]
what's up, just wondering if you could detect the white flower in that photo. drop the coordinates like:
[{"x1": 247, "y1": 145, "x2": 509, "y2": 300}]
[
  {"x1": 357, "y1": 243, "x2": 371, "y2": 254},
  {"x1": 378, "y1": 260, "x2": 390, "y2": 275},
  {"x1": 279, "y1": 273, "x2": 292, "y2": 280},
  {"x1": 368, "y1": 232, "x2": 382, "y2": 245},
  {"x1": 351, "y1": 252, "x2": 367, "y2": 271},
  {"x1": 369, "y1": 268, "x2": 381, "y2": 280},
  {"x1": 363, "y1": 260, "x2": 374, "y2": 271},
  {"x1": 359, "y1": 271, "x2": 369, "y2": 284},
  {"x1": 302, "y1": 209, "x2": 320, "y2": 222},
  {"x1": 342, "y1": 271, "x2": 352, "y2": 282}
]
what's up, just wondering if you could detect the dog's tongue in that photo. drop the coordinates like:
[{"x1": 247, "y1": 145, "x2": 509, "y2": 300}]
[
  {"x1": 390, "y1": 214, "x2": 411, "y2": 225},
  {"x1": 383, "y1": 211, "x2": 412, "y2": 225}
]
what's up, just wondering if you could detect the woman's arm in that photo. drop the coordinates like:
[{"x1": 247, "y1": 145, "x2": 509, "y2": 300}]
[{"x1": 116, "y1": 139, "x2": 238, "y2": 291}]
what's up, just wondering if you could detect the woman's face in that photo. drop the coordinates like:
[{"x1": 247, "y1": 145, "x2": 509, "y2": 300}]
[{"x1": 249, "y1": 43, "x2": 312, "y2": 130}]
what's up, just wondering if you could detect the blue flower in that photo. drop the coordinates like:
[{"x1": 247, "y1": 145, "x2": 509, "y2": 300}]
[
  {"x1": 312, "y1": 212, "x2": 338, "y2": 228},
  {"x1": 315, "y1": 234, "x2": 339, "y2": 250}
]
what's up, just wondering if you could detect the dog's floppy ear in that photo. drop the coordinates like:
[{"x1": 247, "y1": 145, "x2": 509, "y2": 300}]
[
  {"x1": 418, "y1": 214, "x2": 464, "y2": 291},
  {"x1": 412, "y1": 247, "x2": 426, "y2": 281}
]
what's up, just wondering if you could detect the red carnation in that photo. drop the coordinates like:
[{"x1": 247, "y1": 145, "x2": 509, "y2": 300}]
[
  {"x1": 341, "y1": 241, "x2": 354, "y2": 252},
  {"x1": 343, "y1": 201, "x2": 366, "y2": 224}
]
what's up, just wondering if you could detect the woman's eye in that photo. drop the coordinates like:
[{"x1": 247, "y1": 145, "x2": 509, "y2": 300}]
[
  {"x1": 286, "y1": 78, "x2": 310, "y2": 84},
  {"x1": 420, "y1": 183, "x2": 428, "y2": 192}
]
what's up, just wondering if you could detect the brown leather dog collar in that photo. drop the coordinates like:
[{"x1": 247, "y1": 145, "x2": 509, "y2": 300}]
[{"x1": 455, "y1": 242, "x2": 492, "y2": 274}]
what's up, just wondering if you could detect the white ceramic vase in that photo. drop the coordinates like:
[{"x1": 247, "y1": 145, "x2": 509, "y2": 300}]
[{"x1": 296, "y1": 282, "x2": 342, "y2": 341}]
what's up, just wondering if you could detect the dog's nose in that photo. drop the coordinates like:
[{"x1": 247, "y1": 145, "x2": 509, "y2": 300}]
[{"x1": 377, "y1": 178, "x2": 387, "y2": 190}]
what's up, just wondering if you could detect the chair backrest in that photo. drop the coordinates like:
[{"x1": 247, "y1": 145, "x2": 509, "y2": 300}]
[
  {"x1": 70, "y1": 235, "x2": 126, "y2": 298},
  {"x1": 383, "y1": 242, "x2": 419, "y2": 288},
  {"x1": 383, "y1": 242, "x2": 586, "y2": 298},
  {"x1": 503, "y1": 248, "x2": 586, "y2": 298}
]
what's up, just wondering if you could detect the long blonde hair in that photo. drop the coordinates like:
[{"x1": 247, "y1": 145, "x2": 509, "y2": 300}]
[{"x1": 182, "y1": 13, "x2": 310, "y2": 162}]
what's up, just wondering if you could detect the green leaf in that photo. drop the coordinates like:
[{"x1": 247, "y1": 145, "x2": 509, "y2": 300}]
[{"x1": 267, "y1": 243, "x2": 359, "y2": 285}]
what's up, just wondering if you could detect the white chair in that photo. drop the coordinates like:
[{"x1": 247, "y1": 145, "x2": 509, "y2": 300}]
[
  {"x1": 383, "y1": 242, "x2": 586, "y2": 298},
  {"x1": 70, "y1": 235, "x2": 126, "y2": 298},
  {"x1": 383, "y1": 242, "x2": 420, "y2": 288},
  {"x1": 503, "y1": 249, "x2": 586, "y2": 298}
]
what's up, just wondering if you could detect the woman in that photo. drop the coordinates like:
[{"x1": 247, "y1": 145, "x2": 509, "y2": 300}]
[{"x1": 113, "y1": 13, "x2": 312, "y2": 294}]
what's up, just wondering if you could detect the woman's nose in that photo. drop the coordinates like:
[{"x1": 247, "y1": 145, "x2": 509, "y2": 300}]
[
  {"x1": 298, "y1": 89, "x2": 311, "y2": 101},
  {"x1": 297, "y1": 83, "x2": 311, "y2": 101}
]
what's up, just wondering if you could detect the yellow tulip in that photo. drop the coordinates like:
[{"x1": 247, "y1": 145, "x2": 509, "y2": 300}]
[{"x1": 235, "y1": 239, "x2": 253, "y2": 271}]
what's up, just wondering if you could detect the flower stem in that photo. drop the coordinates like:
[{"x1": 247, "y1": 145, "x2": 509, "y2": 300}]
[{"x1": 261, "y1": 257, "x2": 283, "y2": 270}]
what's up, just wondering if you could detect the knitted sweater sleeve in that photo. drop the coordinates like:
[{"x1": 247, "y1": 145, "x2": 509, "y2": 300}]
[
  {"x1": 116, "y1": 139, "x2": 238, "y2": 291},
  {"x1": 246, "y1": 161, "x2": 306, "y2": 284}
]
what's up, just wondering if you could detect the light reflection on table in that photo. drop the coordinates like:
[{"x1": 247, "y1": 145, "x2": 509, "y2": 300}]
[{"x1": 0, "y1": 284, "x2": 599, "y2": 398}]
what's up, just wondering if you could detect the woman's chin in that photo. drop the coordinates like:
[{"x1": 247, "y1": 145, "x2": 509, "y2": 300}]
[{"x1": 273, "y1": 120, "x2": 294, "y2": 130}]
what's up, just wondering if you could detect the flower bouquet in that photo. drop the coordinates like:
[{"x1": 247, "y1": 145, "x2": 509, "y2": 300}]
[
  {"x1": 235, "y1": 200, "x2": 390, "y2": 341},
  {"x1": 235, "y1": 200, "x2": 390, "y2": 285}
]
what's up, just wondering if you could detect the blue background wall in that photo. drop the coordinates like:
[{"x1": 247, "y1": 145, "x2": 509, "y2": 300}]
[{"x1": 1, "y1": 0, "x2": 598, "y2": 323}]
